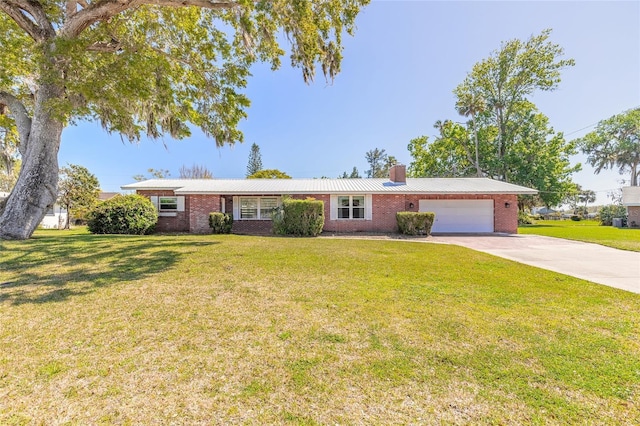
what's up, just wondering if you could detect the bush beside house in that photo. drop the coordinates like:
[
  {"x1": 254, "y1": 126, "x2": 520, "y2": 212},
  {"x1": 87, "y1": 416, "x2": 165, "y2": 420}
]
[
  {"x1": 397, "y1": 212, "x2": 435, "y2": 235},
  {"x1": 209, "y1": 212, "x2": 233, "y2": 234},
  {"x1": 272, "y1": 198, "x2": 324, "y2": 236},
  {"x1": 598, "y1": 204, "x2": 628, "y2": 226},
  {"x1": 87, "y1": 194, "x2": 157, "y2": 235}
]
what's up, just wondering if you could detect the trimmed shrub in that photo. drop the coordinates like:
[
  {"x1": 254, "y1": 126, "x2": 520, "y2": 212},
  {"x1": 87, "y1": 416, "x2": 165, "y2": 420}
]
[
  {"x1": 209, "y1": 212, "x2": 233, "y2": 234},
  {"x1": 570, "y1": 215, "x2": 581, "y2": 221},
  {"x1": 598, "y1": 204, "x2": 627, "y2": 226},
  {"x1": 272, "y1": 198, "x2": 324, "y2": 236},
  {"x1": 87, "y1": 194, "x2": 157, "y2": 235},
  {"x1": 397, "y1": 212, "x2": 435, "y2": 235}
]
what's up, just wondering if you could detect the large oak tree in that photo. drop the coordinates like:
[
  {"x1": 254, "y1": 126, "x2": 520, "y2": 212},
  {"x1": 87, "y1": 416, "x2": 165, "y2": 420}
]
[{"x1": 0, "y1": 0, "x2": 369, "y2": 239}]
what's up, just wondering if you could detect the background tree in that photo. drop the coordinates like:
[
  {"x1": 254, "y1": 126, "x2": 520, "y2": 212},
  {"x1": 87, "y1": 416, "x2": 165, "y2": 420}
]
[
  {"x1": 409, "y1": 30, "x2": 578, "y2": 209},
  {"x1": 575, "y1": 107, "x2": 640, "y2": 186},
  {"x1": 0, "y1": 0, "x2": 369, "y2": 239},
  {"x1": 0, "y1": 117, "x2": 19, "y2": 192},
  {"x1": 453, "y1": 29, "x2": 575, "y2": 182},
  {"x1": 246, "y1": 143, "x2": 263, "y2": 177},
  {"x1": 247, "y1": 169, "x2": 291, "y2": 179},
  {"x1": 455, "y1": 92, "x2": 486, "y2": 177},
  {"x1": 133, "y1": 168, "x2": 171, "y2": 181},
  {"x1": 365, "y1": 148, "x2": 396, "y2": 178},
  {"x1": 58, "y1": 164, "x2": 101, "y2": 229},
  {"x1": 339, "y1": 166, "x2": 361, "y2": 178},
  {"x1": 179, "y1": 164, "x2": 213, "y2": 179}
]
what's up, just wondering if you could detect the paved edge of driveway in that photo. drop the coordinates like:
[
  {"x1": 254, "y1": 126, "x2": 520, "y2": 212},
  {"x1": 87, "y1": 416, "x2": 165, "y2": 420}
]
[{"x1": 429, "y1": 234, "x2": 640, "y2": 294}]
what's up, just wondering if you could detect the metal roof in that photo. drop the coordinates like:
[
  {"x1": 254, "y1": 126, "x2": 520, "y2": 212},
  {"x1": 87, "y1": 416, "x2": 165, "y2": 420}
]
[{"x1": 122, "y1": 178, "x2": 538, "y2": 195}]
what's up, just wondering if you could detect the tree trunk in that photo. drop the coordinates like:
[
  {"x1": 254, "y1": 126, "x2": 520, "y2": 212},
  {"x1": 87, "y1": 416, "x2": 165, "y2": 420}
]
[{"x1": 0, "y1": 84, "x2": 63, "y2": 240}]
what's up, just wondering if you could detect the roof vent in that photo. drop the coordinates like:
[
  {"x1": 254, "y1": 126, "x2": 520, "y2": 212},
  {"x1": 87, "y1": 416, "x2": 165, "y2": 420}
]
[{"x1": 389, "y1": 164, "x2": 406, "y2": 184}]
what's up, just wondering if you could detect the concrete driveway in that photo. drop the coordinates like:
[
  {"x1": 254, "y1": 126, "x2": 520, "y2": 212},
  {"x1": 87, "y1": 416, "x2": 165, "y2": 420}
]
[{"x1": 430, "y1": 234, "x2": 640, "y2": 294}]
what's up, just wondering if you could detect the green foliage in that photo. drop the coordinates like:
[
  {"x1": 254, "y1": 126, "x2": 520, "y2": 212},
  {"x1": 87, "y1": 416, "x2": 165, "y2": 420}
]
[
  {"x1": 409, "y1": 30, "x2": 578, "y2": 208},
  {"x1": 246, "y1": 143, "x2": 263, "y2": 177},
  {"x1": 209, "y1": 212, "x2": 233, "y2": 234},
  {"x1": 0, "y1": 121, "x2": 19, "y2": 192},
  {"x1": 87, "y1": 194, "x2": 157, "y2": 235},
  {"x1": 272, "y1": 198, "x2": 324, "y2": 236},
  {"x1": 58, "y1": 164, "x2": 101, "y2": 227},
  {"x1": 598, "y1": 205, "x2": 628, "y2": 226},
  {"x1": 339, "y1": 166, "x2": 361, "y2": 178},
  {"x1": 396, "y1": 212, "x2": 435, "y2": 235},
  {"x1": 247, "y1": 169, "x2": 291, "y2": 179},
  {"x1": 575, "y1": 107, "x2": 640, "y2": 186},
  {"x1": 518, "y1": 211, "x2": 534, "y2": 225},
  {"x1": 365, "y1": 148, "x2": 396, "y2": 178},
  {"x1": 133, "y1": 168, "x2": 171, "y2": 181}
]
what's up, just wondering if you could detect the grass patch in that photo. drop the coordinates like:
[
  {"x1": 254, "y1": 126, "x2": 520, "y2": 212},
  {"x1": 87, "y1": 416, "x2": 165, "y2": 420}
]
[
  {"x1": 0, "y1": 228, "x2": 639, "y2": 424},
  {"x1": 520, "y1": 220, "x2": 640, "y2": 251}
]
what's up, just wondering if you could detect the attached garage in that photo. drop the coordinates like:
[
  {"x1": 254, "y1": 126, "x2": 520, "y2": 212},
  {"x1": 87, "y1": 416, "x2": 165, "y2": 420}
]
[{"x1": 419, "y1": 199, "x2": 494, "y2": 233}]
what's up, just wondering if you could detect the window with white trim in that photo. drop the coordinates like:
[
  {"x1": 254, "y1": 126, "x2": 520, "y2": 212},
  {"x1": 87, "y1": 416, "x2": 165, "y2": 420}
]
[
  {"x1": 238, "y1": 197, "x2": 280, "y2": 220},
  {"x1": 159, "y1": 196, "x2": 178, "y2": 211},
  {"x1": 338, "y1": 195, "x2": 365, "y2": 219}
]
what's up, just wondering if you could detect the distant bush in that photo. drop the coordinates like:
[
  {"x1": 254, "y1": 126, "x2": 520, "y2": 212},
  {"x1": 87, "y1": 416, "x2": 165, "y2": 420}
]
[
  {"x1": 87, "y1": 194, "x2": 157, "y2": 235},
  {"x1": 518, "y1": 211, "x2": 534, "y2": 225},
  {"x1": 209, "y1": 212, "x2": 233, "y2": 234},
  {"x1": 598, "y1": 204, "x2": 627, "y2": 226},
  {"x1": 397, "y1": 212, "x2": 435, "y2": 235},
  {"x1": 272, "y1": 198, "x2": 324, "y2": 236},
  {"x1": 570, "y1": 215, "x2": 581, "y2": 221}
]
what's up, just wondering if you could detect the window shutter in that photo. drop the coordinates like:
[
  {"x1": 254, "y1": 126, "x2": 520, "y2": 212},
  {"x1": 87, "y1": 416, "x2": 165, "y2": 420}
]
[
  {"x1": 232, "y1": 196, "x2": 239, "y2": 219},
  {"x1": 176, "y1": 196, "x2": 185, "y2": 212},
  {"x1": 329, "y1": 195, "x2": 337, "y2": 220},
  {"x1": 221, "y1": 197, "x2": 226, "y2": 213},
  {"x1": 365, "y1": 194, "x2": 373, "y2": 220},
  {"x1": 149, "y1": 196, "x2": 159, "y2": 211}
]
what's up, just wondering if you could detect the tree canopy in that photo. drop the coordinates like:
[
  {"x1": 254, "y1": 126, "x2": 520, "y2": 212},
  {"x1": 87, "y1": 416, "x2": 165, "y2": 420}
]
[
  {"x1": 58, "y1": 164, "x2": 101, "y2": 228},
  {"x1": 408, "y1": 30, "x2": 579, "y2": 208},
  {"x1": 575, "y1": 107, "x2": 640, "y2": 186},
  {"x1": 246, "y1": 143, "x2": 263, "y2": 177},
  {"x1": 247, "y1": 168, "x2": 291, "y2": 179},
  {"x1": 0, "y1": 0, "x2": 369, "y2": 239}
]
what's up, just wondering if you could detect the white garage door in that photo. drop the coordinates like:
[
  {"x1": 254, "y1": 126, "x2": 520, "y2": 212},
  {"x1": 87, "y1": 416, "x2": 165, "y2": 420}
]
[{"x1": 419, "y1": 199, "x2": 494, "y2": 233}]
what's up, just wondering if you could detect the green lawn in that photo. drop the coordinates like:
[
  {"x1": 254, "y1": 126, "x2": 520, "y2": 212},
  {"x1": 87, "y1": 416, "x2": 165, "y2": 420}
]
[
  {"x1": 519, "y1": 220, "x2": 640, "y2": 252},
  {"x1": 1, "y1": 229, "x2": 639, "y2": 424}
]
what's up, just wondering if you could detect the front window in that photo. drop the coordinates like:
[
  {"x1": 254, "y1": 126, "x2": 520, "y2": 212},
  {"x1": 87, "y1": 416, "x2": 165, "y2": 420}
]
[
  {"x1": 159, "y1": 197, "x2": 178, "y2": 211},
  {"x1": 240, "y1": 198, "x2": 258, "y2": 219},
  {"x1": 239, "y1": 197, "x2": 280, "y2": 220},
  {"x1": 338, "y1": 195, "x2": 365, "y2": 219}
]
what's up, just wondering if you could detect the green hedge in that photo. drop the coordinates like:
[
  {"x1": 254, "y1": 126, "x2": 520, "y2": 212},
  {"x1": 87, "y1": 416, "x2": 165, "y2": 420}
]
[
  {"x1": 396, "y1": 211, "x2": 435, "y2": 235},
  {"x1": 87, "y1": 194, "x2": 157, "y2": 235},
  {"x1": 598, "y1": 204, "x2": 627, "y2": 226},
  {"x1": 209, "y1": 212, "x2": 233, "y2": 234},
  {"x1": 272, "y1": 198, "x2": 324, "y2": 236}
]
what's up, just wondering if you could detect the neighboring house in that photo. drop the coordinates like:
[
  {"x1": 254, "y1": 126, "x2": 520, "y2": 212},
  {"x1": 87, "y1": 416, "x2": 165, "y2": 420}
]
[
  {"x1": 121, "y1": 165, "x2": 537, "y2": 235},
  {"x1": 1, "y1": 191, "x2": 68, "y2": 229},
  {"x1": 622, "y1": 186, "x2": 640, "y2": 227},
  {"x1": 99, "y1": 191, "x2": 121, "y2": 201},
  {"x1": 532, "y1": 207, "x2": 558, "y2": 220}
]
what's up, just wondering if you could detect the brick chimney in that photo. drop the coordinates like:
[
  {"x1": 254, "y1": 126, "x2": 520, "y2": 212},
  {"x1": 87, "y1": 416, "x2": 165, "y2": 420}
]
[{"x1": 389, "y1": 164, "x2": 406, "y2": 184}]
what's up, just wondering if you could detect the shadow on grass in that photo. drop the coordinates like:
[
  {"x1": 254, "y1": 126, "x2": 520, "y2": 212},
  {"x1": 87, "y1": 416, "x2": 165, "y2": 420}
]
[{"x1": 0, "y1": 233, "x2": 218, "y2": 305}]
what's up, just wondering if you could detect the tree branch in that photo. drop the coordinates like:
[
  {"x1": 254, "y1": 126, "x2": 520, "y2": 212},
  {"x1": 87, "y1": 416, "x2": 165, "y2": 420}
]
[
  {"x1": 62, "y1": 0, "x2": 238, "y2": 39},
  {"x1": 0, "y1": 1, "x2": 46, "y2": 41},
  {"x1": 0, "y1": 0, "x2": 55, "y2": 40},
  {"x1": 0, "y1": 92, "x2": 32, "y2": 156}
]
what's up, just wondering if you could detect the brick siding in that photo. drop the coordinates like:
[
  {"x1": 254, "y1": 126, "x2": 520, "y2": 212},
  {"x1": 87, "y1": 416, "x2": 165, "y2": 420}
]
[
  {"x1": 628, "y1": 206, "x2": 640, "y2": 227},
  {"x1": 136, "y1": 191, "x2": 520, "y2": 234}
]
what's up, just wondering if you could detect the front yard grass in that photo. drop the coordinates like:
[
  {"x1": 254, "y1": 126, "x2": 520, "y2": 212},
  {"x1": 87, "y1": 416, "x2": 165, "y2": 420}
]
[
  {"x1": 519, "y1": 219, "x2": 640, "y2": 252},
  {"x1": 1, "y1": 229, "x2": 639, "y2": 424}
]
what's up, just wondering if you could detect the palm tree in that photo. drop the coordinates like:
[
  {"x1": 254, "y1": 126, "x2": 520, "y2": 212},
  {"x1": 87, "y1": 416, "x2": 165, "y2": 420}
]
[{"x1": 456, "y1": 92, "x2": 486, "y2": 177}]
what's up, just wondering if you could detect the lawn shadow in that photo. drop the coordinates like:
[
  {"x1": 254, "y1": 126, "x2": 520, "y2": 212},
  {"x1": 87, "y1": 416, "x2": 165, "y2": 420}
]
[{"x1": 0, "y1": 233, "x2": 218, "y2": 305}]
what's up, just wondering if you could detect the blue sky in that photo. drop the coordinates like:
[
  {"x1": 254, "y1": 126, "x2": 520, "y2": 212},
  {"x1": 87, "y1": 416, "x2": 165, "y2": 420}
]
[{"x1": 59, "y1": 1, "x2": 640, "y2": 205}]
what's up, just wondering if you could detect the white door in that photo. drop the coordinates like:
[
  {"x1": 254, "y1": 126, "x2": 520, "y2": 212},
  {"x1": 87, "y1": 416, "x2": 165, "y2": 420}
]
[{"x1": 419, "y1": 199, "x2": 494, "y2": 233}]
